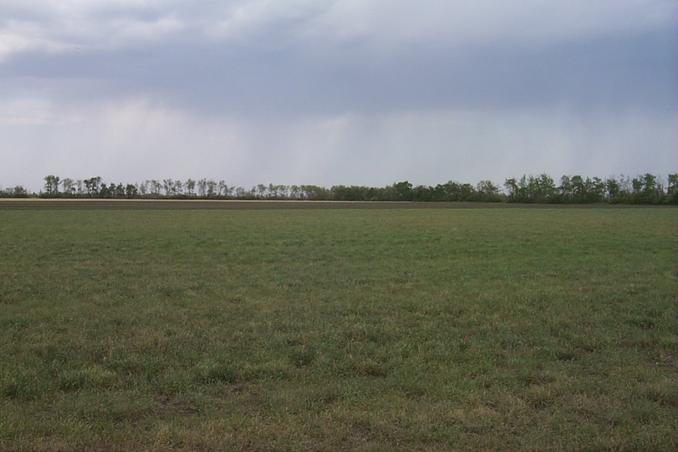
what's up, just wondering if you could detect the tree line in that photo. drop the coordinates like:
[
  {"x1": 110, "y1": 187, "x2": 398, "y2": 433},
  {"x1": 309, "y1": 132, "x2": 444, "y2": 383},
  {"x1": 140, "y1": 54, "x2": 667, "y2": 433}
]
[{"x1": 0, "y1": 173, "x2": 676, "y2": 204}]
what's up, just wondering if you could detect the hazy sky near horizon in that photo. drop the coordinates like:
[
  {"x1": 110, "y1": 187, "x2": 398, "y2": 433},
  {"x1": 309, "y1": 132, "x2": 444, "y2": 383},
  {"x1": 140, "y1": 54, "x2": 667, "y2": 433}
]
[{"x1": 1, "y1": 0, "x2": 677, "y2": 189}]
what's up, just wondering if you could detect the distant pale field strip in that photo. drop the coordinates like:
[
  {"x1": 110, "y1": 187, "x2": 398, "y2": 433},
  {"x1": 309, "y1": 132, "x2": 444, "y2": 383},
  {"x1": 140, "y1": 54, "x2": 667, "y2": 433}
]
[{"x1": 0, "y1": 198, "x2": 669, "y2": 210}]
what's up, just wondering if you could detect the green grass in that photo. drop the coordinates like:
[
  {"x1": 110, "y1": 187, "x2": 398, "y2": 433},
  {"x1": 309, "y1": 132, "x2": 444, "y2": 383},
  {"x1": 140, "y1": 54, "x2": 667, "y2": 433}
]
[{"x1": 1, "y1": 207, "x2": 676, "y2": 450}]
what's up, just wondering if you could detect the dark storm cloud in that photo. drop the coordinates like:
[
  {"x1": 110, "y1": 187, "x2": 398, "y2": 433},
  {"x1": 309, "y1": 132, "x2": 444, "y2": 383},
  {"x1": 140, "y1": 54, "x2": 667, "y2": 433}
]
[{"x1": 2, "y1": 20, "x2": 676, "y2": 116}]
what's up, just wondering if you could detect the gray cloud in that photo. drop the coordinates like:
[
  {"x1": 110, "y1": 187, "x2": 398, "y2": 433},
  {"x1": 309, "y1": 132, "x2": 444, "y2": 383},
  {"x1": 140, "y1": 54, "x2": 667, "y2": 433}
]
[{"x1": 0, "y1": 0, "x2": 676, "y2": 189}]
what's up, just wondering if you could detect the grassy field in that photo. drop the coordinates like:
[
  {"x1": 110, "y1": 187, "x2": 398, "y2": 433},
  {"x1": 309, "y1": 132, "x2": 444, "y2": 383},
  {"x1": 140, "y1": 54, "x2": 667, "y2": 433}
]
[{"x1": 1, "y1": 205, "x2": 676, "y2": 450}]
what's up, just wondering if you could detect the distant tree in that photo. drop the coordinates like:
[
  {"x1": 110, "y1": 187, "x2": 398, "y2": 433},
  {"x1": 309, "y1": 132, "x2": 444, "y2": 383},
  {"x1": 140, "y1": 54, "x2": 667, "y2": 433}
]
[
  {"x1": 558, "y1": 176, "x2": 572, "y2": 202},
  {"x1": 206, "y1": 180, "x2": 217, "y2": 197},
  {"x1": 125, "y1": 184, "x2": 138, "y2": 198},
  {"x1": 98, "y1": 183, "x2": 110, "y2": 198},
  {"x1": 197, "y1": 179, "x2": 207, "y2": 197},
  {"x1": 148, "y1": 180, "x2": 160, "y2": 196},
  {"x1": 300, "y1": 185, "x2": 329, "y2": 200},
  {"x1": 459, "y1": 183, "x2": 475, "y2": 201},
  {"x1": 667, "y1": 174, "x2": 678, "y2": 204},
  {"x1": 223, "y1": 183, "x2": 234, "y2": 198},
  {"x1": 162, "y1": 179, "x2": 175, "y2": 197},
  {"x1": 605, "y1": 177, "x2": 621, "y2": 202},
  {"x1": 43, "y1": 175, "x2": 60, "y2": 196},
  {"x1": 254, "y1": 184, "x2": 265, "y2": 199},
  {"x1": 668, "y1": 174, "x2": 678, "y2": 194},
  {"x1": 631, "y1": 176, "x2": 643, "y2": 195},
  {"x1": 641, "y1": 173, "x2": 660, "y2": 203},
  {"x1": 0, "y1": 185, "x2": 29, "y2": 198},
  {"x1": 413, "y1": 185, "x2": 433, "y2": 202},
  {"x1": 83, "y1": 177, "x2": 102, "y2": 196},
  {"x1": 536, "y1": 174, "x2": 557, "y2": 202},
  {"x1": 114, "y1": 183, "x2": 125, "y2": 198},
  {"x1": 392, "y1": 181, "x2": 414, "y2": 201},
  {"x1": 139, "y1": 181, "x2": 148, "y2": 196},
  {"x1": 590, "y1": 177, "x2": 605, "y2": 203},
  {"x1": 476, "y1": 180, "x2": 501, "y2": 202},
  {"x1": 235, "y1": 186, "x2": 247, "y2": 198},
  {"x1": 62, "y1": 178, "x2": 75, "y2": 196},
  {"x1": 504, "y1": 178, "x2": 519, "y2": 202},
  {"x1": 186, "y1": 179, "x2": 196, "y2": 196}
]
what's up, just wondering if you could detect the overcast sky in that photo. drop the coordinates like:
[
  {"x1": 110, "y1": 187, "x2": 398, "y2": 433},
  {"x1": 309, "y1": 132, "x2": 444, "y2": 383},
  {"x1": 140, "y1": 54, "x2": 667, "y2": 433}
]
[{"x1": 1, "y1": 0, "x2": 676, "y2": 190}]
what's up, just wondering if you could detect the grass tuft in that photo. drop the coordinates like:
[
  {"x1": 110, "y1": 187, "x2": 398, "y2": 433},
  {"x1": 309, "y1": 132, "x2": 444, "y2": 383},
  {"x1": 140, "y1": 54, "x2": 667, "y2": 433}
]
[
  {"x1": 194, "y1": 362, "x2": 238, "y2": 385},
  {"x1": 58, "y1": 367, "x2": 117, "y2": 391}
]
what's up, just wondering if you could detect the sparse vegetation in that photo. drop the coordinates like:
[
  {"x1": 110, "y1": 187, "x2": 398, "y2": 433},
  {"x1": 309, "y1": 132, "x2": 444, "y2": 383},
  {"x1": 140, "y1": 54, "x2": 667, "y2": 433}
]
[{"x1": 1, "y1": 205, "x2": 676, "y2": 449}]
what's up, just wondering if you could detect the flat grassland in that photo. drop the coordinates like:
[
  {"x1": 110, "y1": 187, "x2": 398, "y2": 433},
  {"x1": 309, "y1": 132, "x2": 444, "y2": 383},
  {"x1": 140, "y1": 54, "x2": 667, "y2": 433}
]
[{"x1": 1, "y1": 205, "x2": 676, "y2": 450}]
